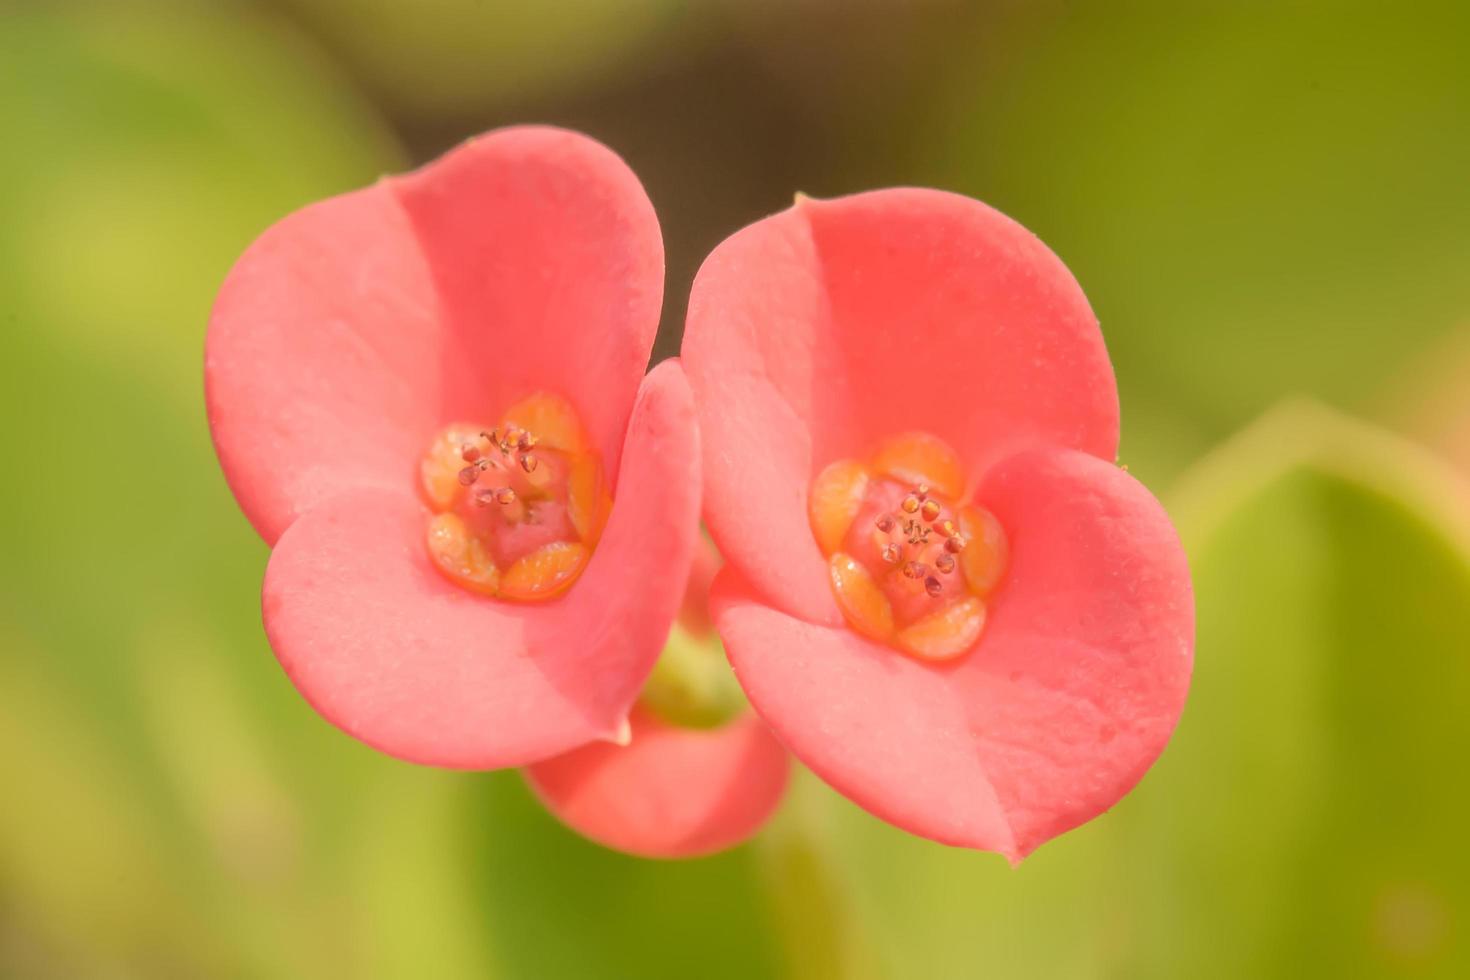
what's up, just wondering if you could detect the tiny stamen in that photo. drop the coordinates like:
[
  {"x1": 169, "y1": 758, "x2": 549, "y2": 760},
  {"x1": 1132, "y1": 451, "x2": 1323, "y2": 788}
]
[
  {"x1": 924, "y1": 576, "x2": 943, "y2": 598},
  {"x1": 920, "y1": 499, "x2": 941, "y2": 522},
  {"x1": 473, "y1": 486, "x2": 518, "y2": 506},
  {"x1": 422, "y1": 403, "x2": 606, "y2": 604},
  {"x1": 880, "y1": 543, "x2": 901, "y2": 564},
  {"x1": 901, "y1": 495, "x2": 921, "y2": 515},
  {"x1": 945, "y1": 535, "x2": 967, "y2": 554},
  {"x1": 935, "y1": 552, "x2": 956, "y2": 574},
  {"x1": 902, "y1": 560, "x2": 928, "y2": 580},
  {"x1": 904, "y1": 521, "x2": 930, "y2": 547},
  {"x1": 915, "y1": 484, "x2": 931, "y2": 500},
  {"x1": 936, "y1": 518, "x2": 958, "y2": 538},
  {"x1": 876, "y1": 513, "x2": 898, "y2": 533}
]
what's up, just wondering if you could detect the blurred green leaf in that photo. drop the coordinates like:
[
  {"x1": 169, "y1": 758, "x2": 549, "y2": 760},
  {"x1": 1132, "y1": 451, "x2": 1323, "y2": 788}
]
[
  {"x1": 926, "y1": 2, "x2": 1470, "y2": 480},
  {"x1": 753, "y1": 780, "x2": 891, "y2": 980},
  {"x1": 805, "y1": 402, "x2": 1470, "y2": 979},
  {"x1": 640, "y1": 627, "x2": 747, "y2": 729},
  {"x1": 1382, "y1": 325, "x2": 1470, "y2": 477},
  {"x1": 815, "y1": 771, "x2": 1122, "y2": 980},
  {"x1": 0, "y1": 0, "x2": 405, "y2": 831},
  {"x1": 281, "y1": 0, "x2": 687, "y2": 119},
  {"x1": 0, "y1": 637, "x2": 223, "y2": 978},
  {"x1": 1118, "y1": 401, "x2": 1470, "y2": 977},
  {"x1": 0, "y1": 3, "x2": 494, "y2": 976},
  {"x1": 461, "y1": 772, "x2": 783, "y2": 980},
  {"x1": 0, "y1": 0, "x2": 403, "y2": 387}
]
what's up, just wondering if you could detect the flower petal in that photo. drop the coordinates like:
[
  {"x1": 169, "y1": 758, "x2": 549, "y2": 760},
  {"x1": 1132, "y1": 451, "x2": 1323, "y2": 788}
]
[
  {"x1": 524, "y1": 707, "x2": 790, "y2": 858},
  {"x1": 391, "y1": 125, "x2": 664, "y2": 480},
  {"x1": 678, "y1": 533, "x2": 723, "y2": 635},
  {"x1": 207, "y1": 125, "x2": 663, "y2": 544},
  {"x1": 205, "y1": 180, "x2": 445, "y2": 544},
  {"x1": 260, "y1": 361, "x2": 700, "y2": 768},
  {"x1": 683, "y1": 189, "x2": 1118, "y2": 624},
  {"x1": 712, "y1": 447, "x2": 1192, "y2": 859}
]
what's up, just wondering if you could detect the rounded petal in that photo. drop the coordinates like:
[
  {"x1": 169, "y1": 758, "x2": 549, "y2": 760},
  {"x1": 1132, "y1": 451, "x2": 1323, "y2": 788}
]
[
  {"x1": 205, "y1": 180, "x2": 445, "y2": 544},
  {"x1": 524, "y1": 708, "x2": 790, "y2": 859},
  {"x1": 260, "y1": 362, "x2": 700, "y2": 768},
  {"x1": 683, "y1": 189, "x2": 1118, "y2": 624},
  {"x1": 713, "y1": 447, "x2": 1192, "y2": 859},
  {"x1": 391, "y1": 125, "x2": 664, "y2": 479},
  {"x1": 207, "y1": 125, "x2": 662, "y2": 544}
]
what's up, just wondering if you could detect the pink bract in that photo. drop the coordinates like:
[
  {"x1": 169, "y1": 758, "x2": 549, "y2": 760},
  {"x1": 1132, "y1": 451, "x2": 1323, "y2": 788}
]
[
  {"x1": 525, "y1": 706, "x2": 789, "y2": 859},
  {"x1": 207, "y1": 127, "x2": 700, "y2": 769},
  {"x1": 525, "y1": 537, "x2": 790, "y2": 857},
  {"x1": 682, "y1": 189, "x2": 1194, "y2": 860}
]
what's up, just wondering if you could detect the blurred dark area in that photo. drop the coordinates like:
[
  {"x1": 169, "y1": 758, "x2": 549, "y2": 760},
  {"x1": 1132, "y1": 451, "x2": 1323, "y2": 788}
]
[{"x1": 263, "y1": 0, "x2": 988, "y2": 363}]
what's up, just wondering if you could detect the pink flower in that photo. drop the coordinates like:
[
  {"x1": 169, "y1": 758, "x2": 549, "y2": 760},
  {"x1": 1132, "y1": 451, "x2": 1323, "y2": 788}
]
[
  {"x1": 682, "y1": 189, "x2": 1195, "y2": 861},
  {"x1": 525, "y1": 539, "x2": 791, "y2": 858},
  {"x1": 526, "y1": 705, "x2": 789, "y2": 857},
  {"x1": 206, "y1": 126, "x2": 702, "y2": 770}
]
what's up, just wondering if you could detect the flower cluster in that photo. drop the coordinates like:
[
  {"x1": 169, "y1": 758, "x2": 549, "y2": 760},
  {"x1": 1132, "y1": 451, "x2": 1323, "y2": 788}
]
[{"x1": 207, "y1": 126, "x2": 1193, "y2": 860}]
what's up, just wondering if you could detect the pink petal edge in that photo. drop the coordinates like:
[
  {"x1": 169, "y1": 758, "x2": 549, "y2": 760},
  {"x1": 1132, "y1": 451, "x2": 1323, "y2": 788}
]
[
  {"x1": 682, "y1": 188, "x2": 1119, "y2": 626},
  {"x1": 712, "y1": 446, "x2": 1193, "y2": 860},
  {"x1": 207, "y1": 125, "x2": 663, "y2": 544},
  {"x1": 260, "y1": 361, "x2": 700, "y2": 769},
  {"x1": 524, "y1": 707, "x2": 790, "y2": 859}
]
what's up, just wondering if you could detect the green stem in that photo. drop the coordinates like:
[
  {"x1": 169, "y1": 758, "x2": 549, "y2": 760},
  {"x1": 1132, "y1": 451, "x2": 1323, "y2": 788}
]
[{"x1": 638, "y1": 625, "x2": 747, "y2": 729}]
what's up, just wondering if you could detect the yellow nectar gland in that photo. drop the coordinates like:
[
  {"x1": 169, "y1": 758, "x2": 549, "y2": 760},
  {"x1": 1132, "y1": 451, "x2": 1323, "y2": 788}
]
[
  {"x1": 419, "y1": 393, "x2": 611, "y2": 602},
  {"x1": 808, "y1": 432, "x2": 1009, "y2": 662}
]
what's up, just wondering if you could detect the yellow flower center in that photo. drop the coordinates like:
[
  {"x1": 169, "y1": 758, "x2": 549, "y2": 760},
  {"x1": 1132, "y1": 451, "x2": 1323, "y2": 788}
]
[
  {"x1": 419, "y1": 393, "x2": 611, "y2": 602},
  {"x1": 808, "y1": 432, "x2": 1009, "y2": 661}
]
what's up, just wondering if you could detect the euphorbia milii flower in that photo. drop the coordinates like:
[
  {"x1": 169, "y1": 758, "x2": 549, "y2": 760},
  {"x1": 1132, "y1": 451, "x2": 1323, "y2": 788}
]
[
  {"x1": 682, "y1": 189, "x2": 1194, "y2": 860},
  {"x1": 525, "y1": 539, "x2": 791, "y2": 858},
  {"x1": 206, "y1": 126, "x2": 700, "y2": 769}
]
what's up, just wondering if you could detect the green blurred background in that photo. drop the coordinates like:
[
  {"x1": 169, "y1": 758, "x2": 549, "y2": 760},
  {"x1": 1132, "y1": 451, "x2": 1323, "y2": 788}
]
[{"x1": 3, "y1": 0, "x2": 1469, "y2": 976}]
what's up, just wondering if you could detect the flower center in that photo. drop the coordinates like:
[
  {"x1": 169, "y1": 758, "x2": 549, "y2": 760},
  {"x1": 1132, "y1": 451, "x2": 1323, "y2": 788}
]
[
  {"x1": 419, "y1": 393, "x2": 611, "y2": 601},
  {"x1": 808, "y1": 432, "x2": 1009, "y2": 661}
]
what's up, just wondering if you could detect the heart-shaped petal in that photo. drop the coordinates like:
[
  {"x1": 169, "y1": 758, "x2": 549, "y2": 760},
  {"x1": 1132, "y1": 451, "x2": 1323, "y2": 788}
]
[
  {"x1": 208, "y1": 126, "x2": 663, "y2": 543},
  {"x1": 260, "y1": 362, "x2": 699, "y2": 768},
  {"x1": 713, "y1": 447, "x2": 1192, "y2": 859}
]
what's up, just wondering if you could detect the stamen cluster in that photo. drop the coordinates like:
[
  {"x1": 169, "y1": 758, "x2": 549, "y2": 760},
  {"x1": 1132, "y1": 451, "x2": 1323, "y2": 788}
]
[
  {"x1": 457, "y1": 426, "x2": 543, "y2": 506},
  {"x1": 875, "y1": 483, "x2": 970, "y2": 600},
  {"x1": 418, "y1": 393, "x2": 612, "y2": 603},
  {"x1": 806, "y1": 431, "x2": 1009, "y2": 662}
]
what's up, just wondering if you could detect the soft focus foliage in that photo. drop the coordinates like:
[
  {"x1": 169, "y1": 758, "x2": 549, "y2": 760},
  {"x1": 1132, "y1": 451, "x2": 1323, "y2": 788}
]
[
  {"x1": 4, "y1": 1, "x2": 1469, "y2": 977},
  {"x1": 281, "y1": 0, "x2": 685, "y2": 119},
  {"x1": 922, "y1": 2, "x2": 1470, "y2": 480}
]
